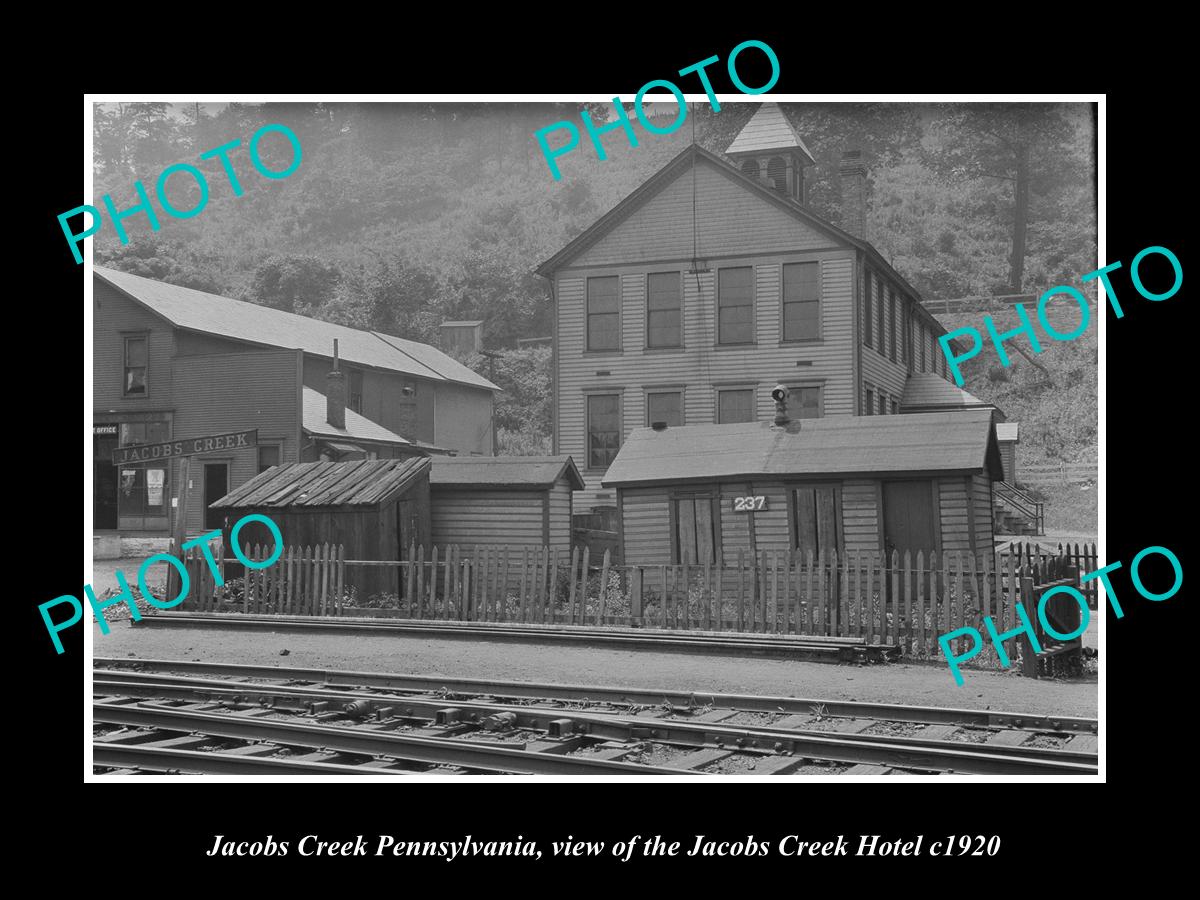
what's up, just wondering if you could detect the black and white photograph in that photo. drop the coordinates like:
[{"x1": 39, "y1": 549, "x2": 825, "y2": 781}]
[{"x1": 78, "y1": 93, "x2": 1107, "y2": 786}]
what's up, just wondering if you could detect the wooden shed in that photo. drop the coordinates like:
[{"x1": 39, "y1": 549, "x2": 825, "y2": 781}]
[
  {"x1": 602, "y1": 410, "x2": 1002, "y2": 567},
  {"x1": 995, "y1": 422, "x2": 1019, "y2": 483},
  {"x1": 210, "y1": 457, "x2": 431, "y2": 597},
  {"x1": 428, "y1": 456, "x2": 585, "y2": 552}
]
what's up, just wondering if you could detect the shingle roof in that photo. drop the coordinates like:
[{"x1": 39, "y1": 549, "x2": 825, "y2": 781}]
[
  {"x1": 212, "y1": 457, "x2": 430, "y2": 509},
  {"x1": 94, "y1": 266, "x2": 499, "y2": 392},
  {"x1": 726, "y1": 102, "x2": 815, "y2": 162},
  {"x1": 900, "y1": 373, "x2": 995, "y2": 412},
  {"x1": 429, "y1": 455, "x2": 585, "y2": 490},
  {"x1": 602, "y1": 411, "x2": 1001, "y2": 487},
  {"x1": 302, "y1": 386, "x2": 411, "y2": 446}
]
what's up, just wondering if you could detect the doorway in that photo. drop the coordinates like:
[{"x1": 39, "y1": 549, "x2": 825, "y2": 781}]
[
  {"x1": 204, "y1": 463, "x2": 229, "y2": 530},
  {"x1": 94, "y1": 433, "x2": 118, "y2": 530},
  {"x1": 882, "y1": 480, "x2": 937, "y2": 558}
]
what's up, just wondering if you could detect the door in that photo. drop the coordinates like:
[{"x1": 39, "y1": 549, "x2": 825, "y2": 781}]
[
  {"x1": 204, "y1": 463, "x2": 229, "y2": 530},
  {"x1": 882, "y1": 480, "x2": 937, "y2": 558},
  {"x1": 94, "y1": 434, "x2": 118, "y2": 530}
]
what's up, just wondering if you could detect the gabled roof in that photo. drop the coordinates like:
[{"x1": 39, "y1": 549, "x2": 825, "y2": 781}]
[
  {"x1": 900, "y1": 373, "x2": 998, "y2": 414},
  {"x1": 602, "y1": 410, "x2": 1001, "y2": 487},
  {"x1": 726, "y1": 102, "x2": 815, "y2": 162},
  {"x1": 429, "y1": 455, "x2": 585, "y2": 490},
  {"x1": 533, "y1": 144, "x2": 952, "y2": 341},
  {"x1": 302, "y1": 386, "x2": 412, "y2": 446},
  {"x1": 211, "y1": 457, "x2": 430, "y2": 509},
  {"x1": 94, "y1": 266, "x2": 499, "y2": 393}
]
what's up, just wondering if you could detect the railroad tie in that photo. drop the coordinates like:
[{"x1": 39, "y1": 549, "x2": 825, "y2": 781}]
[{"x1": 985, "y1": 730, "x2": 1030, "y2": 747}]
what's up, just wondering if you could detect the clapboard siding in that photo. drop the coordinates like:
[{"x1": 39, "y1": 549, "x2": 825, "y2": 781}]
[
  {"x1": 560, "y1": 253, "x2": 857, "y2": 502},
  {"x1": 842, "y1": 479, "x2": 880, "y2": 553},
  {"x1": 972, "y1": 473, "x2": 994, "y2": 550},
  {"x1": 938, "y1": 476, "x2": 973, "y2": 554},
  {"x1": 547, "y1": 482, "x2": 573, "y2": 551},
  {"x1": 93, "y1": 279, "x2": 175, "y2": 410},
  {"x1": 998, "y1": 440, "x2": 1017, "y2": 483},
  {"x1": 431, "y1": 490, "x2": 546, "y2": 547},
  {"x1": 749, "y1": 483, "x2": 792, "y2": 552},
  {"x1": 571, "y1": 158, "x2": 839, "y2": 267},
  {"x1": 717, "y1": 482, "x2": 753, "y2": 566},
  {"x1": 171, "y1": 350, "x2": 302, "y2": 537},
  {"x1": 620, "y1": 488, "x2": 671, "y2": 565}
]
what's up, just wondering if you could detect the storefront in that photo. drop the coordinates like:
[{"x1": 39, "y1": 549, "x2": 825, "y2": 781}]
[{"x1": 92, "y1": 416, "x2": 173, "y2": 534}]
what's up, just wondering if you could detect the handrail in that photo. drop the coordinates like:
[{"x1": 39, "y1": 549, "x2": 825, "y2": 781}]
[{"x1": 993, "y1": 481, "x2": 1044, "y2": 535}]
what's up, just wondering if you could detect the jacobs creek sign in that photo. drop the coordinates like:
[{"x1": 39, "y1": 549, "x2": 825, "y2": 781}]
[{"x1": 112, "y1": 429, "x2": 258, "y2": 465}]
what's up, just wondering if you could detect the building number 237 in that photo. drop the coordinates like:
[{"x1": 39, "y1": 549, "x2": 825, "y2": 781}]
[{"x1": 732, "y1": 496, "x2": 767, "y2": 512}]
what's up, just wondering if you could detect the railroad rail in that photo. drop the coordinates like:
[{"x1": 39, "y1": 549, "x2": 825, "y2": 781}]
[
  {"x1": 93, "y1": 659, "x2": 1098, "y2": 777},
  {"x1": 132, "y1": 613, "x2": 898, "y2": 662}
]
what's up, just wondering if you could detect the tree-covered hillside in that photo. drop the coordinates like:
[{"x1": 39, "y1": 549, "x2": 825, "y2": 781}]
[{"x1": 92, "y1": 101, "x2": 1096, "y2": 460}]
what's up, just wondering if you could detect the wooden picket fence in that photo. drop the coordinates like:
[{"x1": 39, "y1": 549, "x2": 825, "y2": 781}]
[
  {"x1": 1001, "y1": 541, "x2": 1097, "y2": 609},
  {"x1": 175, "y1": 541, "x2": 1084, "y2": 662}
]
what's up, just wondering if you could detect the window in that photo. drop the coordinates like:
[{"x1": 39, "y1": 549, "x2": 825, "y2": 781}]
[
  {"x1": 901, "y1": 300, "x2": 910, "y2": 367},
  {"x1": 647, "y1": 272, "x2": 681, "y2": 348},
  {"x1": 348, "y1": 369, "x2": 363, "y2": 414},
  {"x1": 123, "y1": 335, "x2": 148, "y2": 396},
  {"x1": 793, "y1": 385, "x2": 822, "y2": 419},
  {"x1": 717, "y1": 267, "x2": 754, "y2": 345},
  {"x1": 586, "y1": 276, "x2": 620, "y2": 351},
  {"x1": 863, "y1": 270, "x2": 873, "y2": 348},
  {"x1": 879, "y1": 392, "x2": 888, "y2": 416},
  {"x1": 673, "y1": 493, "x2": 718, "y2": 564},
  {"x1": 863, "y1": 384, "x2": 874, "y2": 415},
  {"x1": 792, "y1": 485, "x2": 839, "y2": 556},
  {"x1": 117, "y1": 421, "x2": 170, "y2": 521},
  {"x1": 767, "y1": 156, "x2": 787, "y2": 192},
  {"x1": 257, "y1": 444, "x2": 281, "y2": 474},
  {"x1": 741, "y1": 159, "x2": 760, "y2": 179},
  {"x1": 586, "y1": 393, "x2": 621, "y2": 469},
  {"x1": 889, "y1": 289, "x2": 898, "y2": 363},
  {"x1": 891, "y1": 397, "x2": 899, "y2": 416},
  {"x1": 876, "y1": 277, "x2": 886, "y2": 357},
  {"x1": 646, "y1": 391, "x2": 683, "y2": 427},
  {"x1": 717, "y1": 389, "x2": 755, "y2": 424},
  {"x1": 782, "y1": 262, "x2": 820, "y2": 341}
]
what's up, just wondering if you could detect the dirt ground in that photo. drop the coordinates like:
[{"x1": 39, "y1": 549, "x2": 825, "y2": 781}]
[{"x1": 93, "y1": 621, "x2": 1097, "y2": 718}]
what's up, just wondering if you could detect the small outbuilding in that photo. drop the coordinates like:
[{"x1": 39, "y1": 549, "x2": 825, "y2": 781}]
[
  {"x1": 602, "y1": 410, "x2": 1002, "y2": 567},
  {"x1": 210, "y1": 456, "x2": 432, "y2": 597},
  {"x1": 428, "y1": 456, "x2": 585, "y2": 553}
]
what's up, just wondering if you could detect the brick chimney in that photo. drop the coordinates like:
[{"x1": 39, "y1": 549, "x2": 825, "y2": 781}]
[
  {"x1": 839, "y1": 149, "x2": 867, "y2": 239},
  {"x1": 326, "y1": 339, "x2": 346, "y2": 430}
]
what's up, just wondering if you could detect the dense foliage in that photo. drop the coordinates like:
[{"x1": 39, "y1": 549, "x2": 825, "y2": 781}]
[{"x1": 93, "y1": 101, "x2": 1096, "y2": 462}]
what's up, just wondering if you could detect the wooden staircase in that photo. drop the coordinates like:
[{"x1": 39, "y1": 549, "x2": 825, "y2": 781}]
[{"x1": 993, "y1": 481, "x2": 1044, "y2": 536}]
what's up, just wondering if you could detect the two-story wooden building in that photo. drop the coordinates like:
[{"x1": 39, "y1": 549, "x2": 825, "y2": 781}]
[
  {"x1": 93, "y1": 266, "x2": 499, "y2": 556},
  {"x1": 537, "y1": 103, "x2": 974, "y2": 513}
]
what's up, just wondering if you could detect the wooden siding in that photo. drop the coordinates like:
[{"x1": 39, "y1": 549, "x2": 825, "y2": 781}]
[
  {"x1": 570, "y1": 158, "x2": 839, "y2": 267},
  {"x1": 620, "y1": 488, "x2": 671, "y2": 566},
  {"x1": 559, "y1": 252, "x2": 857, "y2": 502},
  {"x1": 433, "y1": 382, "x2": 494, "y2": 455},
  {"x1": 93, "y1": 279, "x2": 175, "y2": 411},
  {"x1": 547, "y1": 481, "x2": 573, "y2": 551},
  {"x1": 998, "y1": 440, "x2": 1017, "y2": 483},
  {"x1": 972, "y1": 472, "x2": 994, "y2": 550},
  {"x1": 717, "y1": 482, "x2": 753, "y2": 565},
  {"x1": 303, "y1": 356, "x2": 429, "y2": 445},
  {"x1": 842, "y1": 479, "x2": 880, "y2": 553},
  {"x1": 937, "y1": 476, "x2": 973, "y2": 554},
  {"x1": 171, "y1": 350, "x2": 302, "y2": 538},
  {"x1": 430, "y1": 489, "x2": 546, "y2": 548}
]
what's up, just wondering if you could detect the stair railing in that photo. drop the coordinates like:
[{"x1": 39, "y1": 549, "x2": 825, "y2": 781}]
[{"x1": 994, "y1": 481, "x2": 1044, "y2": 535}]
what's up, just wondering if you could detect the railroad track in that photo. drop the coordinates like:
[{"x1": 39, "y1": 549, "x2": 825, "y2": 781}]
[{"x1": 92, "y1": 659, "x2": 1098, "y2": 777}]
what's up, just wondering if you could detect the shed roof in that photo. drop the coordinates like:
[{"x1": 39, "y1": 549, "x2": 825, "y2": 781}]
[
  {"x1": 211, "y1": 457, "x2": 430, "y2": 509},
  {"x1": 94, "y1": 266, "x2": 498, "y2": 392},
  {"x1": 429, "y1": 455, "x2": 585, "y2": 490},
  {"x1": 900, "y1": 373, "x2": 994, "y2": 412},
  {"x1": 302, "y1": 387, "x2": 412, "y2": 446},
  {"x1": 996, "y1": 422, "x2": 1020, "y2": 442},
  {"x1": 726, "y1": 102, "x2": 815, "y2": 162},
  {"x1": 602, "y1": 411, "x2": 1001, "y2": 487}
]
